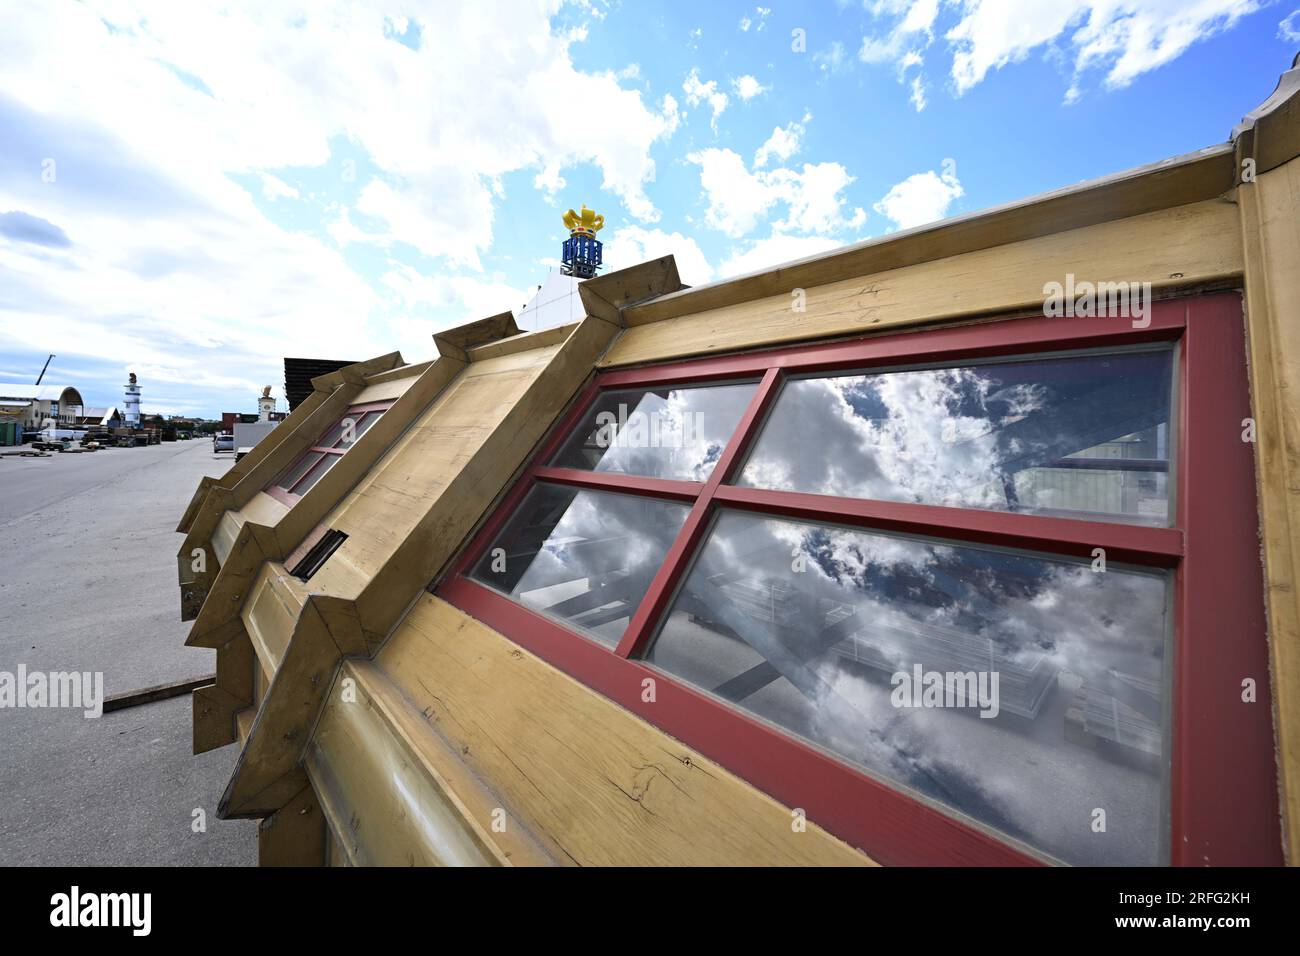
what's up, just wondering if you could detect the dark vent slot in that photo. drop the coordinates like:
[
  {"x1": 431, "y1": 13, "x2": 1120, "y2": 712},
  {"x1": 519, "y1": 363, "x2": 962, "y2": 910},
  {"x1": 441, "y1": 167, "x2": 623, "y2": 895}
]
[{"x1": 290, "y1": 529, "x2": 348, "y2": 582}]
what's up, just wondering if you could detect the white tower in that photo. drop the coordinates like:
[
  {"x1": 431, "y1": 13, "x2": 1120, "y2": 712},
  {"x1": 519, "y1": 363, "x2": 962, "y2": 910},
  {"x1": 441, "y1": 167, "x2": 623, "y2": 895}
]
[
  {"x1": 257, "y1": 387, "x2": 275, "y2": 421},
  {"x1": 124, "y1": 372, "x2": 141, "y2": 427}
]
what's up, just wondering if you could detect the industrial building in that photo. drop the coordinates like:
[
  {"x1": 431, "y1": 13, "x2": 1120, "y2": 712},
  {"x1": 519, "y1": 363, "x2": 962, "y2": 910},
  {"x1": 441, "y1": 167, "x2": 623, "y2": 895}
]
[
  {"x1": 0, "y1": 383, "x2": 85, "y2": 432},
  {"x1": 174, "y1": 60, "x2": 1300, "y2": 867}
]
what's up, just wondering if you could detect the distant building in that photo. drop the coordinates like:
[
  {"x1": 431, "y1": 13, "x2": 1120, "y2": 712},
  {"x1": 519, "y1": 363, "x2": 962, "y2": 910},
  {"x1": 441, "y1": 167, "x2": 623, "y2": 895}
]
[
  {"x1": 0, "y1": 383, "x2": 85, "y2": 431},
  {"x1": 284, "y1": 357, "x2": 358, "y2": 412},
  {"x1": 76, "y1": 406, "x2": 122, "y2": 428}
]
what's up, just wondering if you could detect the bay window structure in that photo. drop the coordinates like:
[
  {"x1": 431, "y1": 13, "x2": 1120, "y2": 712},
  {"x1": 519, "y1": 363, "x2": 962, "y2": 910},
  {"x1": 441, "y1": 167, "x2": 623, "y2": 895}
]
[
  {"x1": 175, "y1": 61, "x2": 1300, "y2": 867},
  {"x1": 442, "y1": 295, "x2": 1279, "y2": 866},
  {"x1": 266, "y1": 401, "x2": 393, "y2": 504}
]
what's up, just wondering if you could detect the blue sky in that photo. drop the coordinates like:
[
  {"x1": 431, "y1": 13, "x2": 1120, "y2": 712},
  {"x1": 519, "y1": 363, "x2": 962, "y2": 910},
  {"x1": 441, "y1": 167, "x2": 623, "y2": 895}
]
[{"x1": 1, "y1": 0, "x2": 1296, "y2": 418}]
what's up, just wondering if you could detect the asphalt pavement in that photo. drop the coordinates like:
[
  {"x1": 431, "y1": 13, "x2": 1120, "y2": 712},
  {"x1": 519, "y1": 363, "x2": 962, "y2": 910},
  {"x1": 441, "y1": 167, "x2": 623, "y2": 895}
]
[{"x1": 0, "y1": 440, "x2": 258, "y2": 865}]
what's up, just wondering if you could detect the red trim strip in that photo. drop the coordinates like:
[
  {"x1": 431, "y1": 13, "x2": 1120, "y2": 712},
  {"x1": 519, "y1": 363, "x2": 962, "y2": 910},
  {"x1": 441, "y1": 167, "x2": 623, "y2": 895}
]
[
  {"x1": 712, "y1": 485, "x2": 1183, "y2": 567},
  {"x1": 532, "y1": 466, "x2": 703, "y2": 502},
  {"x1": 1170, "y1": 295, "x2": 1282, "y2": 865}
]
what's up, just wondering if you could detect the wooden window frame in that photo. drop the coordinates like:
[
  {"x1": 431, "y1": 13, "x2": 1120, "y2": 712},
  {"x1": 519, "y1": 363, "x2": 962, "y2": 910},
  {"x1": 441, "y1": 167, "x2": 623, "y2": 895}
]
[
  {"x1": 265, "y1": 401, "x2": 393, "y2": 507},
  {"x1": 437, "y1": 292, "x2": 1281, "y2": 866}
]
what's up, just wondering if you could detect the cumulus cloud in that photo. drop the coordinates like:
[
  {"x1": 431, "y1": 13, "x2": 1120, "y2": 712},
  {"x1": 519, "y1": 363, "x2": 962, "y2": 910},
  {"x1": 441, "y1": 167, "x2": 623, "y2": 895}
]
[
  {"x1": 732, "y1": 74, "x2": 768, "y2": 100},
  {"x1": 716, "y1": 233, "x2": 844, "y2": 279},
  {"x1": 688, "y1": 147, "x2": 867, "y2": 239},
  {"x1": 602, "y1": 225, "x2": 713, "y2": 287},
  {"x1": 754, "y1": 120, "x2": 805, "y2": 168},
  {"x1": 1282, "y1": 9, "x2": 1300, "y2": 41},
  {"x1": 0, "y1": 0, "x2": 682, "y2": 413},
  {"x1": 683, "y1": 68, "x2": 730, "y2": 129},
  {"x1": 873, "y1": 165, "x2": 964, "y2": 230},
  {"x1": 855, "y1": 0, "x2": 1260, "y2": 107}
]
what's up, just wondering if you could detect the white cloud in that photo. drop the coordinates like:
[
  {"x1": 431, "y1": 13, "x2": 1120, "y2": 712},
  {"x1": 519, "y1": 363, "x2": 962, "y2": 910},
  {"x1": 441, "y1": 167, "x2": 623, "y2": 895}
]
[
  {"x1": 0, "y1": 0, "x2": 690, "y2": 413},
  {"x1": 717, "y1": 233, "x2": 844, "y2": 279},
  {"x1": 1282, "y1": 9, "x2": 1300, "y2": 41},
  {"x1": 909, "y1": 74, "x2": 928, "y2": 111},
  {"x1": 259, "y1": 173, "x2": 299, "y2": 201},
  {"x1": 873, "y1": 166, "x2": 964, "y2": 230},
  {"x1": 689, "y1": 147, "x2": 867, "y2": 239},
  {"x1": 732, "y1": 74, "x2": 769, "y2": 100},
  {"x1": 739, "y1": 7, "x2": 772, "y2": 32},
  {"x1": 855, "y1": 1, "x2": 1260, "y2": 107},
  {"x1": 683, "y1": 68, "x2": 730, "y2": 129},
  {"x1": 754, "y1": 121, "x2": 805, "y2": 168},
  {"x1": 380, "y1": 263, "x2": 527, "y2": 319},
  {"x1": 816, "y1": 41, "x2": 850, "y2": 74},
  {"x1": 602, "y1": 225, "x2": 713, "y2": 286}
]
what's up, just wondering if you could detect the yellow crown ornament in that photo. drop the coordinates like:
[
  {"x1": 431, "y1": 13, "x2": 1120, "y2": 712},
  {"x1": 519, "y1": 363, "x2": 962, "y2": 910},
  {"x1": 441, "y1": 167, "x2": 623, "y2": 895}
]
[{"x1": 563, "y1": 205, "x2": 605, "y2": 238}]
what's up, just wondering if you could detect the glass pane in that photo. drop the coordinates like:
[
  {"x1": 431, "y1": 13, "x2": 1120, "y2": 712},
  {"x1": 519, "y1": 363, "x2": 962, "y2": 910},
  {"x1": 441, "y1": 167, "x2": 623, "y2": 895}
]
[
  {"x1": 471, "y1": 484, "x2": 690, "y2": 647},
  {"x1": 293, "y1": 453, "x2": 342, "y2": 495},
  {"x1": 317, "y1": 407, "x2": 385, "y2": 450},
  {"x1": 549, "y1": 382, "x2": 756, "y2": 482},
  {"x1": 644, "y1": 510, "x2": 1171, "y2": 866},
  {"x1": 276, "y1": 451, "x2": 324, "y2": 491},
  {"x1": 738, "y1": 349, "x2": 1174, "y2": 526}
]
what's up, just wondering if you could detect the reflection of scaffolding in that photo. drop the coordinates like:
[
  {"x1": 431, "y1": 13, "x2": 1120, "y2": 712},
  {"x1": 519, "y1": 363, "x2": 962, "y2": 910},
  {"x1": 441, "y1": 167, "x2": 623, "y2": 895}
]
[
  {"x1": 838, "y1": 620, "x2": 1057, "y2": 719},
  {"x1": 702, "y1": 575, "x2": 1056, "y2": 719},
  {"x1": 1065, "y1": 676, "x2": 1162, "y2": 756}
]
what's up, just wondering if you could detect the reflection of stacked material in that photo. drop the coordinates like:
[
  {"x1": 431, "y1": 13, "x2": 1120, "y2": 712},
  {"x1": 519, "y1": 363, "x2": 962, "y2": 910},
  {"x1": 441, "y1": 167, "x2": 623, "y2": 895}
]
[
  {"x1": 838, "y1": 621, "x2": 1058, "y2": 719},
  {"x1": 708, "y1": 576, "x2": 803, "y2": 626},
  {"x1": 1064, "y1": 677, "x2": 1162, "y2": 756},
  {"x1": 705, "y1": 574, "x2": 1056, "y2": 720}
]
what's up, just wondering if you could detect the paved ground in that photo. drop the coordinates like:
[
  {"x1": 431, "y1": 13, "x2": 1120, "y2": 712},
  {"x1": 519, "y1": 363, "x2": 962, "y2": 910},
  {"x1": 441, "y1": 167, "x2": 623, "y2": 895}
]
[{"x1": 0, "y1": 441, "x2": 258, "y2": 865}]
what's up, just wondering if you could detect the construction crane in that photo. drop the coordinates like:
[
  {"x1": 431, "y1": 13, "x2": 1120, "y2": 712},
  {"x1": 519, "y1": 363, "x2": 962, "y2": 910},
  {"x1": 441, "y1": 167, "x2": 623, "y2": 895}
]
[{"x1": 34, "y1": 353, "x2": 54, "y2": 386}]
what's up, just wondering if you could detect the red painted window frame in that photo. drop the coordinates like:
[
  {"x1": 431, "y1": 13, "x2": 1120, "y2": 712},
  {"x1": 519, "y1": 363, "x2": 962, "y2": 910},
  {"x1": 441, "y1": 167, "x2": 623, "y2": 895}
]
[
  {"x1": 265, "y1": 401, "x2": 394, "y2": 507},
  {"x1": 437, "y1": 292, "x2": 1281, "y2": 867}
]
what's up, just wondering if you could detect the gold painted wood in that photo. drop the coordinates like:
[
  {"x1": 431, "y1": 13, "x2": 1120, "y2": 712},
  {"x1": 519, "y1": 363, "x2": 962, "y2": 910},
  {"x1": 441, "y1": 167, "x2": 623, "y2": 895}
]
[
  {"x1": 604, "y1": 200, "x2": 1242, "y2": 367},
  {"x1": 376, "y1": 596, "x2": 871, "y2": 866},
  {"x1": 1239, "y1": 156, "x2": 1300, "y2": 863},
  {"x1": 306, "y1": 660, "x2": 555, "y2": 866}
]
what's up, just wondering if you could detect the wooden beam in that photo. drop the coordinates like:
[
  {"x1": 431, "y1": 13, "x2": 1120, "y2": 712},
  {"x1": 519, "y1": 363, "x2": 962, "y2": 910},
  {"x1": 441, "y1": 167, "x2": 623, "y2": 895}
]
[
  {"x1": 305, "y1": 661, "x2": 555, "y2": 866},
  {"x1": 579, "y1": 254, "x2": 683, "y2": 327},
  {"x1": 434, "y1": 311, "x2": 520, "y2": 362},
  {"x1": 623, "y1": 148, "x2": 1234, "y2": 328},
  {"x1": 258, "y1": 782, "x2": 326, "y2": 866},
  {"x1": 1239, "y1": 155, "x2": 1300, "y2": 863},
  {"x1": 375, "y1": 595, "x2": 873, "y2": 866},
  {"x1": 603, "y1": 200, "x2": 1242, "y2": 367}
]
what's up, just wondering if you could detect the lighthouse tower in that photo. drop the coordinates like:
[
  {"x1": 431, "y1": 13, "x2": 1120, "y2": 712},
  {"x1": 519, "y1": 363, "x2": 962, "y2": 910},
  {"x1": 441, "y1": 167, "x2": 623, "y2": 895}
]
[
  {"x1": 560, "y1": 205, "x2": 604, "y2": 279},
  {"x1": 123, "y1": 372, "x2": 141, "y2": 428}
]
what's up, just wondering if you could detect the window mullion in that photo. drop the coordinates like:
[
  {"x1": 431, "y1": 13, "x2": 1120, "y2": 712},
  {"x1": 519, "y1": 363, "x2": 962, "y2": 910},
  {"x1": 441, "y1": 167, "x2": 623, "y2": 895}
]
[
  {"x1": 711, "y1": 484, "x2": 1184, "y2": 567},
  {"x1": 532, "y1": 466, "x2": 703, "y2": 502},
  {"x1": 614, "y1": 367, "x2": 784, "y2": 659}
]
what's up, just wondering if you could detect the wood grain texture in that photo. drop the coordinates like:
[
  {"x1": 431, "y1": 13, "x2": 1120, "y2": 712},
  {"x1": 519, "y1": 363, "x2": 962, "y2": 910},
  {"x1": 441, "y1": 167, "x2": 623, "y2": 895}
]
[
  {"x1": 258, "y1": 782, "x2": 326, "y2": 867},
  {"x1": 375, "y1": 595, "x2": 872, "y2": 866},
  {"x1": 1239, "y1": 158, "x2": 1300, "y2": 863},
  {"x1": 306, "y1": 660, "x2": 555, "y2": 866},
  {"x1": 623, "y1": 149, "x2": 1234, "y2": 327},
  {"x1": 604, "y1": 200, "x2": 1242, "y2": 367}
]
